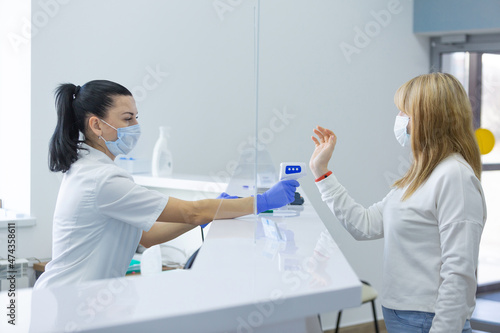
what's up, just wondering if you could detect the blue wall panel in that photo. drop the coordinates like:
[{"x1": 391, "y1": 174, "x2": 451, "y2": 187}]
[{"x1": 414, "y1": 0, "x2": 500, "y2": 35}]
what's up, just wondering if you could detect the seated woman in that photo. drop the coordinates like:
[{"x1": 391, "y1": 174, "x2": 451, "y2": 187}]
[{"x1": 34, "y1": 80, "x2": 299, "y2": 289}]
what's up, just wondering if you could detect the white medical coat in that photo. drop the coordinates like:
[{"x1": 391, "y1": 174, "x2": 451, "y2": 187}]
[{"x1": 34, "y1": 144, "x2": 169, "y2": 289}]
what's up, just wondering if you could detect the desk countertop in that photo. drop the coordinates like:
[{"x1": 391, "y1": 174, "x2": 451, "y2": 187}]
[
  {"x1": 133, "y1": 173, "x2": 227, "y2": 193},
  {"x1": 1, "y1": 190, "x2": 361, "y2": 333}
]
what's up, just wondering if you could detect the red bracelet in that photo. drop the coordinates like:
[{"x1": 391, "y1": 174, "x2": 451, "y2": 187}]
[{"x1": 315, "y1": 171, "x2": 332, "y2": 182}]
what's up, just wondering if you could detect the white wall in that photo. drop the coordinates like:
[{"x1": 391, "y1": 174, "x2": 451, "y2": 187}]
[
  {"x1": 254, "y1": 0, "x2": 429, "y2": 327},
  {"x1": 25, "y1": 0, "x2": 428, "y2": 329}
]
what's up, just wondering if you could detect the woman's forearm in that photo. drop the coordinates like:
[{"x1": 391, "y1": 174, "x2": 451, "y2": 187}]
[
  {"x1": 157, "y1": 197, "x2": 254, "y2": 226},
  {"x1": 212, "y1": 197, "x2": 254, "y2": 220},
  {"x1": 140, "y1": 222, "x2": 196, "y2": 248},
  {"x1": 192, "y1": 197, "x2": 254, "y2": 223}
]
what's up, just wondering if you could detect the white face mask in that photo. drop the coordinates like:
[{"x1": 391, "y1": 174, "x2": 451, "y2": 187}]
[{"x1": 394, "y1": 115, "x2": 410, "y2": 147}]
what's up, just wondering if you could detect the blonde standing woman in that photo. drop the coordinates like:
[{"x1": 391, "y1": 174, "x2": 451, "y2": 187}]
[{"x1": 309, "y1": 73, "x2": 486, "y2": 332}]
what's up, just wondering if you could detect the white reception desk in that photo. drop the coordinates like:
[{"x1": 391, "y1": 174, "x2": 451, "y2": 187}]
[{"x1": 1, "y1": 185, "x2": 361, "y2": 333}]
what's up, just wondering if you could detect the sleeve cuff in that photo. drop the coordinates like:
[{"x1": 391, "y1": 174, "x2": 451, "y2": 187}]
[
  {"x1": 315, "y1": 173, "x2": 342, "y2": 199},
  {"x1": 143, "y1": 194, "x2": 169, "y2": 232}
]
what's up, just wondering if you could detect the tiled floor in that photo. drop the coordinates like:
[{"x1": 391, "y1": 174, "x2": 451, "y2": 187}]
[
  {"x1": 478, "y1": 291, "x2": 500, "y2": 302},
  {"x1": 471, "y1": 290, "x2": 500, "y2": 332},
  {"x1": 324, "y1": 321, "x2": 387, "y2": 333}
]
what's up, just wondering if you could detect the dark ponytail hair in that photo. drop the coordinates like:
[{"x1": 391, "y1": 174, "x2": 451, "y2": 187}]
[{"x1": 49, "y1": 80, "x2": 132, "y2": 173}]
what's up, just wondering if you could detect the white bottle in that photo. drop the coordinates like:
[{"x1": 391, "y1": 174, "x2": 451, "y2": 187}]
[
  {"x1": 140, "y1": 244, "x2": 162, "y2": 276},
  {"x1": 152, "y1": 126, "x2": 173, "y2": 177}
]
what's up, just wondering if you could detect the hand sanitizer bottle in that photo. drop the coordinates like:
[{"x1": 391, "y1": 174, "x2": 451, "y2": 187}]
[
  {"x1": 152, "y1": 126, "x2": 173, "y2": 177},
  {"x1": 140, "y1": 244, "x2": 163, "y2": 276}
]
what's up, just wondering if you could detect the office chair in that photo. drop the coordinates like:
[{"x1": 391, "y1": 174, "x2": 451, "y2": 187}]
[
  {"x1": 335, "y1": 280, "x2": 379, "y2": 333},
  {"x1": 184, "y1": 248, "x2": 200, "y2": 269}
]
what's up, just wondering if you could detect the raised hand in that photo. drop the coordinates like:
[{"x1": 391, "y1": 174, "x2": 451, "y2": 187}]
[{"x1": 310, "y1": 125, "x2": 337, "y2": 178}]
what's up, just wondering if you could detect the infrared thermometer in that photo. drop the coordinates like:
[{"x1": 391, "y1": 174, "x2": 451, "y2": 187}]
[{"x1": 279, "y1": 162, "x2": 307, "y2": 181}]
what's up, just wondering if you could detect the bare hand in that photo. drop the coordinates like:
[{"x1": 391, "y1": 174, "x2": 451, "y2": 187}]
[{"x1": 309, "y1": 126, "x2": 337, "y2": 178}]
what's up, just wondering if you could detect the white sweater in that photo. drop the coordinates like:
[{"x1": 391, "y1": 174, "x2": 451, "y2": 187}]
[{"x1": 316, "y1": 153, "x2": 486, "y2": 332}]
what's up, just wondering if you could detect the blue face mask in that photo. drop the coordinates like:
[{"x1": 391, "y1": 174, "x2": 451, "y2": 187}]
[{"x1": 99, "y1": 119, "x2": 141, "y2": 156}]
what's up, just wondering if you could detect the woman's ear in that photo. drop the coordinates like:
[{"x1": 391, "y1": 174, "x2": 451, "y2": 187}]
[{"x1": 87, "y1": 116, "x2": 103, "y2": 138}]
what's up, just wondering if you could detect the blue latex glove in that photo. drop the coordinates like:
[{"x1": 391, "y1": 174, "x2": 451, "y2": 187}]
[
  {"x1": 216, "y1": 192, "x2": 240, "y2": 200},
  {"x1": 200, "y1": 192, "x2": 240, "y2": 228},
  {"x1": 256, "y1": 179, "x2": 300, "y2": 214}
]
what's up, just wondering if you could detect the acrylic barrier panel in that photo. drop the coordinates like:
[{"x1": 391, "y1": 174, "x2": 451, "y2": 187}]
[
  {"x1": 26, "y1": 0, "x2": 260, "y2": 295},
  {"x1": 225, "y1": 148, "x2": 275, "y2": 197},
  {"x1": 29, "y1": 0, "x2": 260, "y2": 188},
  {"x1": 253, "y1": 0, "x2": 309, "y2": 220}
]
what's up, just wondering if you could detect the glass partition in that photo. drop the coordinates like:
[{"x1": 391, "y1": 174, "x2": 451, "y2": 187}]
[{"x1": 27, "y1": 0, "x2": 259, "y2": 291}]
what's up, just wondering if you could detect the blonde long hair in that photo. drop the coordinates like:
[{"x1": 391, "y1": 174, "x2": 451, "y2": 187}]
[{"x1": 393, "y1": 72, "x2": 482, "y2": 200}]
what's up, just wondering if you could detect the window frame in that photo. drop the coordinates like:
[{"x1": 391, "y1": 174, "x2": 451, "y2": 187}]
[
  {"x1": 431, "y1": 33, "x2": 500, "y2": 172},
  {"x1": 431, "y1": 33, "x2": 500, "y2": 292}
]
